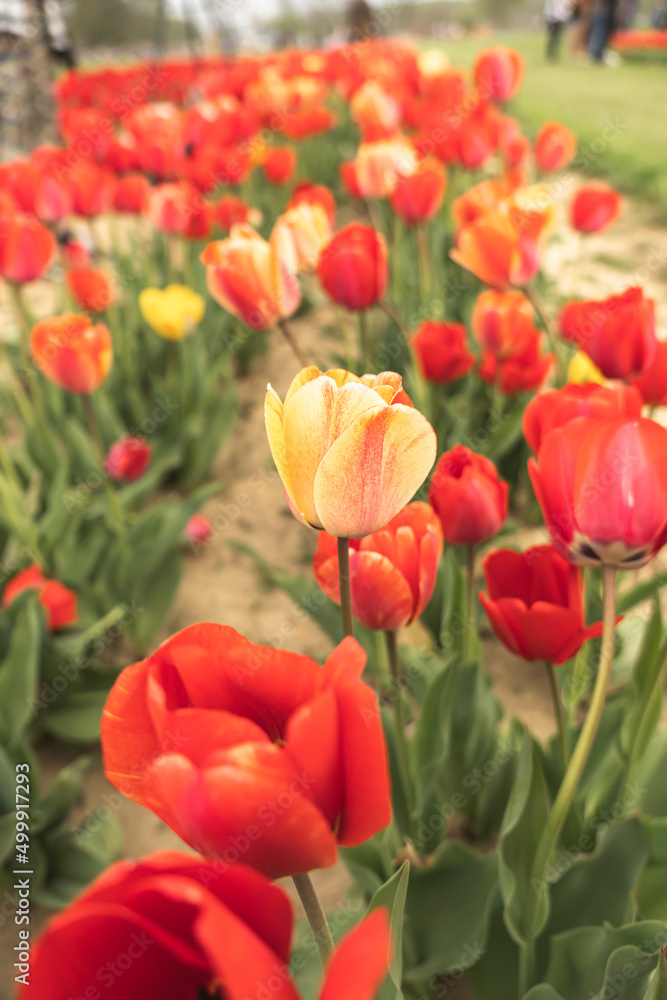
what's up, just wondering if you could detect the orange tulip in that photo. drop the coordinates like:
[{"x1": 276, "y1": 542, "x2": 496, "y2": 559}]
[
  {"x1": 30, "y1": 313, "x2": 113, "y2": 394},
  {"x1": 263, "y1": 146, "x2": 297, "y2": 186},
  {"x1": 451, "y1": 185, "x2": 553, "y2": 289},
  {"x1": 473, "y1": 46, "x2": 524, "y2": 102},
  {"x1": 354, "y1": 138, "x2": 418, "y2": 199},
  {"x1": 570, "y1": 182, "x2": 622, "y2": 234},
  {"x1": 66, "y1": 267, "x2": 116, "y2": 313},
  {"x1": 451, "y1": 179, "x2": 510, "y2": 232},
  {"x1": 271, "y1": 201, "x2": 333, "y2": 275},
  {"x1": 265, "y1": 367, "x2": 436, "y2": 538},
  {"x1": 201, "y1": 223, "x2": 300, "y2": 331},
  {"x1": 350, "y1": 80, "x2": 402, "y2": 135},
  {"x1": 471, "y1": 288, "x2": 535, "y2": 358},
  {"x1": 0, "y1": 211, "x2": 56, "y2": 284},
  {"x1": 535, "y1": 121, "x2": 577, "y2": 173}
]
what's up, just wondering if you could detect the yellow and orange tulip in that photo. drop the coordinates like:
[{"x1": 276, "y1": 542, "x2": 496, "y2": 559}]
[{"x1": 270, "y1": 201, "x2": 332, "y2": 275}]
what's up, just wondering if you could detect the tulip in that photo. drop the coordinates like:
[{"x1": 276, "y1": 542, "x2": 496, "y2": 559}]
[
  {"x1": 113, "y1": 173, "x2": 151, "y2": 214},
  {"x1": 429, "y1": 445, "x2": 508, "y2": 546},
  {"x1": 271, "y1": 201, "x2": 333, "y2": 275},
  {"x1": 30, "y1": 313, "x2": 113, "y2": 394},
  {"x1": 3, "y1": 564, "x2": 77, "y2": 630},
  {"x1": 480, "y1": 545, "x2": 605, "y2": 664},
  {"x1": 629, "y1": 341, "x2": 667, "y2": 406},
  {"x1": 535, "y1": 121, "x2": 577, "y2": 173},
  {"x1": 201, "y1": 223, "x2": 300, "y2": 331},
  {"x1": 567, "y1": 350, "x2": 606, "y2": 385},
  {"x1": 265, "y1": 366, "x2": 436, "y2": 538},
  {"x1": 59, "y1": 233, "x2": 92, "y2": 270},
  {"x1": 102, "y1": 625, "x2": 392, "y2": 877},
  {"x1": 313, "y1": 502, "x2": 443, "y2": 630},
  {"x1": 147, "y1": 181, "x2": 212, "y2": 239},
  {"x1": 478, "y1": 331, "x2": 553, "y2": 396},
  {"x1": 33, "y1": 168, "x2": 73, "y2": 223},
  {"x1": 471, "y1": 288, "x2": 535, "y2": 358},
  {"x1": 389, "y1": 157, "x2": 446, "y2": 226},
  {"x1": 559, "y1": 287, "x2": 656, "y2": 379},
  {"x1": 103, "y1": 436, "x2": 152, "y2": 482},
  {"x1": 185, "y1": 513, "x2": 213, "y2": 546},
  {"x1": 354, "y1": 138, "x2": 418, "y2": 199},
  {"x1": 522, "y1": 383, "x2": 643, "y2": 453},
  {"x1": 473, "y1": 46, "x2": 524, "y2": 102},
  {"x1": 263, "y1": 146, "x2": 297, "y2": 186},
  {"x1": 528, "y1": 416, "x2": 667, "y2": 568},
  {"x1": 23, "y1": 849, "x2": 393, "y2": 1000},
  {"x1": 66, "y1": 267, "x2": 116, "y2": 313},
  {"x1": 214, "y1": 194, "x2": 259, "y2": 231},
  {"x1": 68, "y1": 163, "x2": 115, "y2": 218},
  {"x1": 411, "y1": 321, "x2": 475, "y2": 385},
  {"x1": 350, "y1": 80, "x2": 402, "y2": 134},
  {"x1": 339, "y1": 160, "x2": 363, "y2": 200},
  {"x1": 570, "y1": 181, "x2": 622, "y2": 233},
  {"x1": 451, "y1": 178, "x2": 510, "y2": 232},
  {"x1": 288, "y1": 181, "x2": 336, "y2": 225},
  {"x1": 139, "y1": 284, "x2": 205, "y2": 340},
  {"x1": 0, "y1": 211, "x2": 56, "y2": 284},
  {"x1": 317, "y1": 223, "x2": 388, "y2": 312}
]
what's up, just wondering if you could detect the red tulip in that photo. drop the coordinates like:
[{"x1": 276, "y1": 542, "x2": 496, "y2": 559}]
[
  {"x1": 473, "y1": 47, "x2": 524, "y2": 102},
  {"x1": 317, "y1": 223, "x2": 388, "y2": 311},
  {"x1": 534, "y1": 121, "x2": 577, "y2": 173},
  {"x1": 68, "y1": 163, "x2": 115, "y2": 218},
  {"x1": 147, "y1": 181, "x2": 212, "y2": 239},
  {"x1": 288, "y1": 181, "x2": 336, "y2": 226},
  {"x1": 429, "y1": 445, "x2": 508, "y2": 546},
  {"x1": 480, "y1": 545, "x2": 605, "y2": 664},
  {"x1": 113, "y1": 173, "x2": 151, "y2": 214},
  {"x1": 411, "y1": 321, "x2": 475, "y2": 384},
  {"x1": 66, "y1": 267, "x2": 116, "y2": 313},
  {"x1": 629, "y1": 341, "x2": 667, "y2": 406},
  {"x1": 389, "y1": 157, "x2": 446, "y2": 226},
  {"x1": 30, "y1": 313, "x2": 113, "y2": 394},
  {"x1": 33, "y1": 168, "x2": 73, "y2": 223},
  {"x1": 0, "y1": 211, "x2": 56, "y2": 284},
  {"x1": 478, "y1": 330, "x2": 553, "y2": 396},
  {"x1": 104, "y1": 436, "x2": 152, "y2": 482},
  {"x1": 313, "y1": 502, "x2": 443, "y2": 630},
  {"x1": 528, "y1": 416, "x2": 667, "y2": 568},
  {"x1": 3, "y1": 564, "x2": 77, "y2": 630},
  {"x1": 522, "y1": 383, "x2": 643, "y2": 453},
  {"x1": 214, "y1": 194, "x2": 253, "y2": 231},
  {"x1": 340, "y1": 160, "x2": 363, "y2": 200},
  {"x1": 102, "y1": 625, "x2": 391, "y2": 877},
  {"x1": 263, "y1": 147, "x2": 297, "y2": 186},
  {"x1": 185, "y1": 513, "x2": 213, "y2": 546},
  {"x1": 559, "y1": 287, "x2": 656, "y2": 379},
  {"x1": 570, "y1": 182, "x2": 621, "y2": 233}
]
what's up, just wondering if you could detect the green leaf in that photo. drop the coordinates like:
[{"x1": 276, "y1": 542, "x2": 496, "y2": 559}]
[
  {"x1": 40, "y1": 689, "x2": 109, "y2": 743},
  {"x1": 33, "y1": 755, "x2": 92, "y2": 835},
  {"x1": 642, "y1": 948, "x2": 667, "y2": 1000},
  {"x1": 620, "y1": 605, "x2": 666, "y2": 767},
  {"x1": 618, "y1": 570, "x2": 667, "y2": 614},
  {"x1": 367, "y1": 861, "x2": 410, "y2": 1000},
  {"x1": 523, "y1": 988, "x2": 567, "y2": 1000},
  {"x1": 0, "y1": 598, "x2": 43, "y2": 746}
]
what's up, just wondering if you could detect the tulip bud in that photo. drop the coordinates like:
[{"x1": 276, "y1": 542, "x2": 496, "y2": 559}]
[
  {"x1": 185, "y1": 513, "x2": 213, "y2": 547},
  {"x1": 570, "y1": 182, "x2": 621, "y2": 233},
  {"x1": 411, "y1": 321, "x2": 475, "y2": 385},
  {"x1": 535, "y1": 121, "x2": 577, "y2": 173},
  {"x1": 66, "y1": 267, "x2": 116, "y2": 314},
  {"x1": 3, "y1": 564, "x2": 77, "y2": 631},
  {"x1": 317, "y1": 223, "x2": 388, "y2": 312},
  {"x1": 429, "y1": 445, "x2": 508, "y2": 546},
  {"x1": 30, "y1": 313, "x2": 113, "y2": 394},
  {"x1": 389, "y1": 158, "x2": 446, "y2": 226},
  {"x1": 104, "y1": 436, "x2": 152, "y2": 482},
  {"x1": 473, "y1": 46, "x2": 524, "y2": 102}
]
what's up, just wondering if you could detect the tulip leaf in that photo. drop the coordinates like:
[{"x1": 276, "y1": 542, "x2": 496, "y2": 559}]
[
  {"x1": 522, "y1": 988, "x2": 567, "y2": 1000},
  {"x1": 483, "y1": 407, "x2": 525, "y2": 463},
  {"x1": 32, "y1": 755, "x2": 92, "y2": 836},
  {"x1": 0, "y1": 597, "x2": 43, "y2": 747},
  {"x1": 618, "y1": 570, "x2": 667, "y2": 614},
  {"x1": 642, "y1": 948, "x2": 667, "y2": 1000},
  {"x1": 367, "y1": 860, "x2": 410, "y2": 1000},
  {"x1": 497, "y1": 729, "x2": 551, "y2": 946},
  {"x1": 620, "y1": 603, "x2": 665, "y2": 766},
  {"x1": 40, "y1": 688, "x2": 110, "y2": 743}
]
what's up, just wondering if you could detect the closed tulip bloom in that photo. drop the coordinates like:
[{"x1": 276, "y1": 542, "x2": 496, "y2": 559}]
[
  {"x1": 354, "y1": 138, "x2": 418, "y2": 199},
  {"x1": 570, "y1": 182, "x2": 622, "y2": 233},
  {"x1": 317, "y1": 223, "x2": 388, "y2": 312},
  {"x1": 528, "y1": 416, "x2": 667, "y2": 568},
  {"x1": 389, "y1": 157, "x2": 446, "y2": 226},
  {"x1": 535, "y1": 121, "x2": 577, "y2": 173},
  {"x1": 629, "y1": 341, "x2": 667, "y2": 406},
  {"x1": 68, "y1": 163, "x2": 115, "y2": 218},
  {"x1": 33, "y1": 169, "x2": 73, "y2": 222},
  {"x1": 214, "y1": 194, "x2": 260, "y2": 231},
  {"x1": 559, "y1": 287, "x2": 656, "y2": 379},
  {"x1": 104, "y1": 436, "x2": 152, "y2": 482},
  {"x1": 66, "y1": 267, "x2": 116, "y2": 313},
  {"x1": 201, "y1": 223, "x2": 300, "y2": 331},
  {"x1": 139, "y1": 284, "x2": 205, "y2": 340},
  {"x1": 263, "y1": 146, "x2": 297, "y2": 186},
  {"x1": 265, "y1": 366, "x2": 436, "y2": 538},
  {"x1": 147, "y1": 181, "x2": 211, "y2": 238},
  {"x1": 429, "y1": 445, "x2": 508, "y2": 546},
  {"x1": 288, "y1": 181, "x2": 336, "y2": 226},
  {"x1": 102, "y1": 625, "x2": 391, "y2": 877},
  {"x1": 3, "y1": 564, "x2": 77, "y2": 631},
  {"x1": 0, "y1": 212, "x2": 56, "y2": 284},
  {"x1": 473, "y1": 46, "x2": 524, "y2": 102},
  {"x1": 478, "y1": 331, "x2": 553, "y2": 396},
  {"x1": 185, "y1": 513, "x2": 213, "y2": 546},
  {"x1": 522, "y1": 383, "x2": 643, "y2": 453},
  {"x1": 412, "y1": 321, "x2": 475, "y2": 384},
  {"x1": 271, "y1": 201, "x2": 333, "y2": 274},
  {"x1": 471, "y1": 288, "x2": 535, "y2": 358},
  {"x1": 480, "y1": 545, "x2": 606, "y2": 664},
  {"x1": 113, "y1": 173, "x2": 151, "y2": 214},
  {"x1": 350, "y1": 79, "x2": 402, "y2": 134},
  {"x1": 313, "y1": 502, "x2": 443, "y2": 630},
  {"x1": 30, "y1": 313, "x2": 113, "y2": 394}
]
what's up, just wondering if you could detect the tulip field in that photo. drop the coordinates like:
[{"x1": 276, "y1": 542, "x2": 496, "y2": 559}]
[{"x1": 2, "y1": 34, "x2": 667, "y2": 1000}]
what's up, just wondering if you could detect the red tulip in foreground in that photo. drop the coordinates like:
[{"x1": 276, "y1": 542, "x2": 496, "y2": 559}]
[
  {"x1": 2, "y1": 564, "x2": 77, "y2": 630},
  {"x1": 522, "y1": 383, "x2": 643, "y2": 453},
  {"x1": 104, "y1": 436, "x2": 152, "y2": 482},
  {"x1": 317, "y1": 223, "x2": 388, "y2": 311},
  {"x1": 570, "y1": 181, "x2": 622, "y2": 233},
  {"x1": 22, "y1": 850, "x2": 392, "y2": 1000},
  {"x1": 480, "y1": 545, "x2": 606, "y2": 664},
  {"x1": 529, "y1": 416, "x2": 667, "y2": 568},
  {"x1": 411, "y1": 321, "x2": 475, "y2": 385},
  {"x1": 313, "y1": 502, "x2": 443, "y2": 630},
  {"x1": 265, "y1": 367, "x2": 436, "y2": 538},
  {"x1": 429, "y1": 446, "x2": 508, "y2": 546},
  {"x1": 102, "y1": 625, "x2": 391, "y2": 877},
  {"x1": 559, "y1": 286, "x2": 656, "y2": 379},
  {"x1": 30, "y1": 313, "x2": 113, "y2": 394},
  {"x1": 630, "y1": 340, "x2": 667, "y2": 406}
]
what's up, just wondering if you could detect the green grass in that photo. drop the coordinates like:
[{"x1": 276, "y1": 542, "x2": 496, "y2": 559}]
[{"x1": 436, "y1": 32, "x2": 667, "y2": 217}]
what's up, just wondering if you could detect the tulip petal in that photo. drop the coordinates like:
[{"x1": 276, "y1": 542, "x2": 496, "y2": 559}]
[
  {"x1": 286, "y1": 687, "x2": 344, "y2": 826},
  {"x1": 265, "y1": 385, "x2": 299, "y2": 514},
  {"x1": 101, "y1": 660, "x2": 162, "y2": 805},
  {"x1": 282, "y1": 375, "x2": 337, "y2": 526},
  {"x1": 318, "y1": 910, "x2": 392, "y2": 1000}
]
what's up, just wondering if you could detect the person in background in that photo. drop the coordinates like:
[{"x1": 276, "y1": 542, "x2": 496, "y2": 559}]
[
  {"x1": 589, "y1": 0, "x2": 620, "y2": 62},
  {"x1": 347, "y1": 0, "x2": 375, "y2": 43},
  {"x1": 571, "y1": 0, "x2": 595, "y2": 57},
  {"x1": 545, "y1": 0, "x2": 574, "y2": 60},
  {"x1": 0, "y1": 0, "x2": 74, "y2": 162}
]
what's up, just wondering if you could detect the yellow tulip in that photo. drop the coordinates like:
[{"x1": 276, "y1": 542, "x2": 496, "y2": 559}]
[
  {"x1": 567, "y1": 350, "x2": 606, "y2": 385},
  {"x1": 138, "y1": 285, "x2": 205, "y2": 341}
]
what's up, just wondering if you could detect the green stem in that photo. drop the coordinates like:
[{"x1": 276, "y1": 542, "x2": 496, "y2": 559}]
[
  {"x1": 292, "y1": 872, "x2": 334, "y2": 968},
  {"x1": 525, "y1": 284, "x2": 564, "y2": 386},
  {"x1": 417, "y1": 225, "x2": 431, "y2": 302},
  {"x1": 337, "y1": 536, "x2": 354, "y2": 638},
  {"x1": 519, "y1": 940, "x2": 534, "y2": 999},
  {"x1": 358, "y1": 310, "x2": 372, "y2": 372},
  {"x1": 9, "y1": 283, "x2": 32, "y2": 382},
  {"x1": 545, "y1": 660, "x2": 569, "y2": 765},
  {"x1": 464, "y1": 544, "x2": 476, "y2": 662},
  {"x1": 278, "y1": 318, "x2": 309, "y2": 368},
  {"x1": 81, "y1": 394, "x2": 103, "y2": 455},
  {"x1": 385, "y1": 629, "x2": 416, "y2": 830}
]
